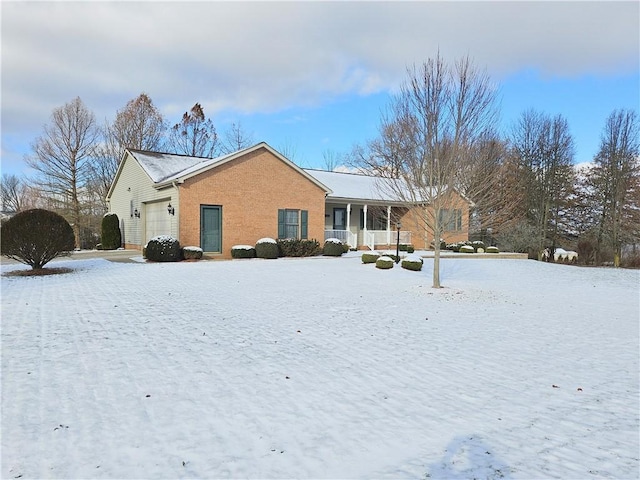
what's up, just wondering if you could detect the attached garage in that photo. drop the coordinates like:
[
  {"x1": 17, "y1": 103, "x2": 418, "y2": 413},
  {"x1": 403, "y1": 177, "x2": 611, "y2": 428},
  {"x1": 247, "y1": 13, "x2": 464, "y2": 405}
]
[{"x1": 144, "y1": 200, "x2": 172, "y2": 244}]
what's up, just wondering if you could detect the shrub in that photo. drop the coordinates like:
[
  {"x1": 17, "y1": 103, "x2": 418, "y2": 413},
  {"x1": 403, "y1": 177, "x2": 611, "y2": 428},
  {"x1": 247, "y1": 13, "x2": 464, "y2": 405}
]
[
  {"x1": 145, "y1": 235, "x2": 182, "y2": 262},
  {"x1": 486, "y1": 246, "x2": 499, "y2": 253},
  {"x1": 277, "y1": 238, "x2": 321, "y2": 257},
  {"x1": 182, "y1": 246, "x2": 203, "y2": 260},
  {"x1": 385, "y1": 254, "x2": 400, "y2": 263},
  {"x1": 430, "y1": 239, "x2": 447, "y2": 250},
  {"x1": 101, "y1": 213, "x2": 121, "y2": 250},
  {"x1": 401, "y1": 255, "x2": 423, "y2": 271},
  {"x1": 255, "y1": 238, "x2": 279, "y2": 259},
  {"x1": 362, "y1": 252, "x2": 380, "y2": 264},
  {"x1": 407, "y1": 245, "x2": 415, "y2": 253},
  {"x1": 0, "y1": 209, "x2": 75, "y2": 269},
  {"x1": 459, "y1": 245, "x2": 475, "y2": 253},
  {"x1": 323, "y1": 238, "x2": 344, "y2": 256},
  {"x1": 472, "y1": 240, "x2": 486, "y2": 252},
  {"x1": 375, "y1": 256, "x2": 394, "y2": 269},
  {"x1": 231, "y1": 245, "x2": 257, "y2": 258}
]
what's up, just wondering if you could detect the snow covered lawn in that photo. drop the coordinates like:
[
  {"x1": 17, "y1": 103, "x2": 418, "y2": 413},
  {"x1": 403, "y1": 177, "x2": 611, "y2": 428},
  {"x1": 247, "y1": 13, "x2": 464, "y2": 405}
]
[{"x1": 2, "y1": 256, "x2": 638, "y2": 479}]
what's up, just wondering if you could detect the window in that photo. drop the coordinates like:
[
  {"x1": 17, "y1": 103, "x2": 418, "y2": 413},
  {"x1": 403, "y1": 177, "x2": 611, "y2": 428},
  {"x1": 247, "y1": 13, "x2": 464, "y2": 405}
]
[
  {"x1": 278, "y1": 209, "x2": 308, "y2": 239},
  {"x1": 439, "y1": 209, "x2": 462, "y2": 231}
]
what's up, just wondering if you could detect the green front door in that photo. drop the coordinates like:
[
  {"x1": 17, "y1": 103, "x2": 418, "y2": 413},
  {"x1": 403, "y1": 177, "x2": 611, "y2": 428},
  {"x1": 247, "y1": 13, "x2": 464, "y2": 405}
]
[{"x1": 201, "y1": 206, "x2": 221, "y2": 253}]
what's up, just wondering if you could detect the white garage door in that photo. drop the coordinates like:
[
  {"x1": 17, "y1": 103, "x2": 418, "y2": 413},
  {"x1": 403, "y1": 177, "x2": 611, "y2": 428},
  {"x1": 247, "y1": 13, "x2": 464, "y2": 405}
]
[{"x1": 145, "y1": 201, "x2": 172, "y2": 244}]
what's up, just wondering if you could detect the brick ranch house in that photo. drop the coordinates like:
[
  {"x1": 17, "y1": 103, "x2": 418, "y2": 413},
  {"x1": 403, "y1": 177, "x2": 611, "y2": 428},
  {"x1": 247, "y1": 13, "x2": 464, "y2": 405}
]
[{"x1": 106, "y1": 142, "x2": 472, "y2": 258}]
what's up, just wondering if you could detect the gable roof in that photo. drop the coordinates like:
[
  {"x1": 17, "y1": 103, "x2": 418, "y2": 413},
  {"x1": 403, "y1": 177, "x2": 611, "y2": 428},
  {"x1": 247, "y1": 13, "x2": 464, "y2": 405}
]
[{"x1": 106, "y1": 142, "x2": 331, "y2": 199}]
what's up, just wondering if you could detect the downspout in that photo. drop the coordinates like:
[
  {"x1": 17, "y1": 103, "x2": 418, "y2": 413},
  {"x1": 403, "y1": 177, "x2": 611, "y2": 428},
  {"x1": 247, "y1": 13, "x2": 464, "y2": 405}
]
[{"x1": 173, "y1": 181, "x2": 181, "y2": 241}]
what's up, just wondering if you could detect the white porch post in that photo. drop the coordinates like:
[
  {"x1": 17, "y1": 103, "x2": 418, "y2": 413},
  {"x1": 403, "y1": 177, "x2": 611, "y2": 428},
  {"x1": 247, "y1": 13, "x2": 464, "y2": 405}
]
[
  {"x1": 386, "y1": 205, "x2": 391, "y2": 245},
  {"x1": 363, "y1": 204, "x2": 368, "y2": 233},
  {"x1": 346, "y1": 203, "x2": 351, "y2": 232}
]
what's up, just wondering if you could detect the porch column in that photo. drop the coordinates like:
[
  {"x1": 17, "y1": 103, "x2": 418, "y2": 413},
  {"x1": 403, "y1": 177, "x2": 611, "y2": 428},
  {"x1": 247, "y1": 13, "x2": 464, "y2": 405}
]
[
  {"x1": 386, "y1": 205, "x2": 392, "y2": 245},
  {"x1": 346, "y1": 203, "x2": 351, "y2": 233},
  {"x1": 363, "y1": 204, "x2": 368, "y2": 232}
]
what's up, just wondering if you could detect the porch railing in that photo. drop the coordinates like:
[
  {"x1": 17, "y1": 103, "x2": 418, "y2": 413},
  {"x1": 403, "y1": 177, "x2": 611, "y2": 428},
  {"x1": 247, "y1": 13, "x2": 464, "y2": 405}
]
[
  {"x1": 324, "y1": 229, "x2": 357, "y2": 248},
  {"x1": 369, "y1": 230, "x2": 412, "y2": 246}
]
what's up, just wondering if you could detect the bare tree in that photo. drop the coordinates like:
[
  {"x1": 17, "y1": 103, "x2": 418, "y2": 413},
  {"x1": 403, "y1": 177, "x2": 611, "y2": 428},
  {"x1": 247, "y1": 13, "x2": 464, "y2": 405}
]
[
  {"x1": 588, "y1": 109, "x2": 640, "y2": 266},
  {"x1": 167, "y1": 103, "x2": 219, "y2": 158},
  {"x1": 509, "y1": 110, "x2": 575, "y2": 258},
  {"x1": 354, "y1": 54, "x2": 500, "y2": 288},
  {"x1": 94, "y1": 93, "x2": 166, "y2": 208},
  {"x1": 321, "y1": 149, "x2": 345, "y2": 171},
  {"x1": 0, "y1": 173, "x2": 29, "y2": 212},
  {"x1": 25, "y1": 97, "x2": 100, "y2": 248},
  {"x1": 220, "y1": 121, "x2": 255, "y2": 154}
]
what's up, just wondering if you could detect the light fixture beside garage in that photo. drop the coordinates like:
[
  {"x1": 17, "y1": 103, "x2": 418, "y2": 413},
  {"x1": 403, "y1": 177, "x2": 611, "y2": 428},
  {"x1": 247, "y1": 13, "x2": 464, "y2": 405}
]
[
  {"x1": 133, "y1": 208, "x2": 140, "y2": 218},
  {"x1": 167, "y1": 203, "x2": 175, "y2": 215}
]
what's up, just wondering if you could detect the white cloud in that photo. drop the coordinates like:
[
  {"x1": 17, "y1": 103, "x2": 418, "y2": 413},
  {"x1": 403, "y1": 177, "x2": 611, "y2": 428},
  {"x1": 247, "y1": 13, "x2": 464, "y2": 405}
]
[{"x1": 1, "y1": 1, "x2": 638, "y2": 172}]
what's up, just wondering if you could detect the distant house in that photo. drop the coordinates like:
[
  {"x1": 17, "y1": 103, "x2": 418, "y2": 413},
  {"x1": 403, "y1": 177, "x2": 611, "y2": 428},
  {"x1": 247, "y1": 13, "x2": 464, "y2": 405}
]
[{"x1": 106, "y1": 142, "x2": 471, "y2": 258}]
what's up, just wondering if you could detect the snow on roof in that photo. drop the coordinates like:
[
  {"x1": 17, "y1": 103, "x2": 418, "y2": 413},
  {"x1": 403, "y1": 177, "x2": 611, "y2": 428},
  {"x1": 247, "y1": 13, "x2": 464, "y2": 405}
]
[
  {"x1": 304, "y1": 169, "x2": 403, "y2": 203},
  {"x1": 128, "y1": 150, "x2": 210, "y2": 183}
]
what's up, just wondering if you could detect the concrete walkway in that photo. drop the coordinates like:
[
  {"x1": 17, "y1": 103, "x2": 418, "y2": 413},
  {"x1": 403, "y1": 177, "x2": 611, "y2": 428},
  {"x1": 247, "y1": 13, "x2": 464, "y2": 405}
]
[{"x1": 1, "y1": 249, "x2": 144, "y2": 265}]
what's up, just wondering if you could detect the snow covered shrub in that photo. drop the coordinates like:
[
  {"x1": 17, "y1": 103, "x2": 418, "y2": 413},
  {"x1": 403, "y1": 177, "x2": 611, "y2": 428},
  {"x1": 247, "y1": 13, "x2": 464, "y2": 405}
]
[
  {"x1": 472, "y1": 241, "x2": 486, "y2": 252},
  {"x1": 255, "y1": 238, "x2": 279, "y2": 259},
  {"x1": 486, "y1": 246, "x2": 499, "y2": 253},
  {"x1": 361, "y1": 252, "x2": 380, "y2": 264},
  {"x1": 430, "y1": 239, "x2": 447, "y2": 250},
  {"x1": 375, "y1": 256, "x2": 394, "y2": 269},
  {"x1": 399, "y1": 244, "x2": 415, "y2": 253},
  {"x1": 385, "y1": 254, "x2": 400, "y2": 263},
  {"x1": 323, "y1": 238, "x2": 344, "y2": 256},
  {"x1": 0, "y1": 208, "x2": 75, "y2": 269},
  {"x1": 277, "y1": 238, "x2": 321, "y2": 257},
  {"x1": 459, "y1": 245, "x2": 475, "y2": 253},
  {"x1": 401, "y1": 255, "x2": 423, "y2": 271},
  {"x1": 100, "y1": 213, "x2": 121, "y2": 250},
  {"x1": 182, "y1": 246, "x2": 203, "y2": 260},
  {"x1": 231, "y1": 245, "x2": 256, "y2": 259},
  {"x1": 145, "y1": 235, "x2": 182, "y2": 262}
]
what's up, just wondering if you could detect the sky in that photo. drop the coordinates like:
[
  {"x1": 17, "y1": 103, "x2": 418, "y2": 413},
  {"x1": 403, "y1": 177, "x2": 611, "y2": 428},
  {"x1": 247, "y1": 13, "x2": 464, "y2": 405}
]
[{"x1": 1, "y1": 1, "x2": 638, "y2": 177}]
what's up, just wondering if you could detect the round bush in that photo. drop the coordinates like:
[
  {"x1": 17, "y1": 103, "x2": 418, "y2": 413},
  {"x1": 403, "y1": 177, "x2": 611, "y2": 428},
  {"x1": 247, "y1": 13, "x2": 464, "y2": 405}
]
[
  {"x1": 406, "y1": 245, "x2": 415, "y2": 253},
  {"x1": 101, "y1": 213, "x2": 121, "y2": 250},
  {"x1": 182, "y1": 246, "x2": 203, "y2": 260},
  {"x1": 0, "y1": 208, "x2": 75, "y2": 269},
  {"x1": 459, "y1": 245, "x2": 475, "y2": 254},
  {"x1": 472, "y1": 240, "x2": 486, "y2": 252},
  {"x1": 401, "y1": 255, "x2": 423, "y2": 271},
  {"x1": 255, "y1": 238, "x2": 278, "y2": 259},
  {"x1": 375, "y1": 256, "x2": 394, "y2": 269},
  {"x1": 146, "y1": 235, "x2": 182, "y2": 262},
  {"x1": 232, "y1": 245, "x2": 257, "y2": 258},
  {"x1": 323, "y1": 238, "x2": 344, "y2": 256},
  {"x1": 362, "y1": 252, "x2": 380, "y2": 264},
  {"x1": 486, "y1": 246, "x2": 500, "y2": 253}
]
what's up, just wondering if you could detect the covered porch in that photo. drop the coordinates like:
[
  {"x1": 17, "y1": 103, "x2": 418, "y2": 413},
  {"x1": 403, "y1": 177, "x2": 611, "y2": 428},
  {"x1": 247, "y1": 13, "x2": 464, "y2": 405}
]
[{"x1": 323, "y1": 202, "x2": 412, "y2": 250}]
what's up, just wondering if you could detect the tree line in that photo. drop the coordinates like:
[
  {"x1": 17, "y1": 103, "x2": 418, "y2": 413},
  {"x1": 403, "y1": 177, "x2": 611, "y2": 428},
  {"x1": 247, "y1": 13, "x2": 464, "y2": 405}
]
[
  {"x1": 1, "y1": 58, "x2": 638, "y2": 270},
  {"x1": 1, "y1": 95, "x2": 255, "y2": 248}
]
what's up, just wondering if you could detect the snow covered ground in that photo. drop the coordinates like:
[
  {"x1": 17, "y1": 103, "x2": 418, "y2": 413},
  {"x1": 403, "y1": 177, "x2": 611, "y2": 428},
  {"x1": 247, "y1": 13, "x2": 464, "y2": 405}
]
[{"x1": 2, "y1": 254, "x2": 638, "y2": 479}]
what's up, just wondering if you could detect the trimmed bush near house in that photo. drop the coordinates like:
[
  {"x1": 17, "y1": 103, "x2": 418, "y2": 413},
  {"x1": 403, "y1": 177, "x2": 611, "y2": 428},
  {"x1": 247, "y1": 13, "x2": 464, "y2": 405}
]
[
  {"x1": 231, "y1": 245, "x2": 256, "y2": 259},
  {"x1": 182, "y1": 246, "x2": 203, "y2": 260},
  {"x1": 145, "y1": 235, "x2": 182, "y2": 262},
  {"x1": 472, "y1": 240, "x2": 486, "y2": 252},
  {"x1": 399, "y1": 244, "x2": 415, "y2": 253},
  {"x1": 459, "y1": 245, "x2": 475, "y2": 254},
  {"x1": 323, "y1": 238, "x2": 344, "y2": 257},
  {"x1": 277, "y1": 238, "x2": 321, "y2": 257},
  {"x1": 362, "y1": 252, "x2": 380, "y2": 264},
  {"x1": 255, "y1": 238, "x2": 279, "y2": 259},
  {"x1": 376, "y1": 256, "x2": 394, "y2": 269},
  {"x1": 486, "y1": 246, "x2": 500, "y2": 253},
  {"x1": 401, "y1": 255, "x2": 423, "y2": 271},
  {"x1": 0, "y1": 208, "x2": 75, "y2": 269},
  {"x1": 101, "y1": 213, "x2": 121, "y2": 250}
]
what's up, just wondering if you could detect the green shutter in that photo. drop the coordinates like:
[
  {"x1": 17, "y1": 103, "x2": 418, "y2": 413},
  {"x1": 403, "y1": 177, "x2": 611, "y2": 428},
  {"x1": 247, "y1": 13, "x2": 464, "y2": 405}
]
[
  {"x1": 278, "y1": 209, "x2": 286, "y2": 239},
  {"x1": 301, "y1": 210, "x2": 308, "y2": 239}
]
